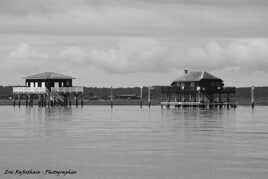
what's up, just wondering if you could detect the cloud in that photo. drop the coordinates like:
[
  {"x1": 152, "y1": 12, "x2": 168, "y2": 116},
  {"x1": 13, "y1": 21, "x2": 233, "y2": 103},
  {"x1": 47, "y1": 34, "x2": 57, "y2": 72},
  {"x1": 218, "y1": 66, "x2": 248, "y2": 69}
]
[
  {"x1": 186, "y1": 39, "x2": 268, "y2": 72},
  {"x1": 9, "y1": 43, "x2": 46, "y2": 58},
  {"x1": 60, "y1": 46, "x2": 87, "y2": 64},
  {"x1": 0, "y1": 0, "x2": 268, "y2": 37},
  {"x1": 0, "y1": 0, "x2": 80, "y2": 16},
  {"x1": 7, "y1": 39, "x2": 268, "y2": 76},
  {"x1": 6, "y1": 43, "x2": 49, "y2": 74},
  {"x1": 1, "y1": 1, "x2": 268, "y2": 86},
  {"x1": 59, "y1": 39, "x2": 173, "y2": 73},
  {"x1": 3, "y1": 38, "x2": 268, "y2": 86},
  {"x1": 56, "y1": 38, "x2": 268, "y2": 74},
  {"x1": 1, "y1": 0, "x2": 268, "y2": 16}
]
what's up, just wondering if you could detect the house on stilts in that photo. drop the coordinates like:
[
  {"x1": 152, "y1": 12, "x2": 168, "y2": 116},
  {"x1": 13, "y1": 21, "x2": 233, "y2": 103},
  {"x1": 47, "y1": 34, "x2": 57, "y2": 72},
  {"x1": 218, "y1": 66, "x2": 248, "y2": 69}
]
[
  {"x1": 160, "y1": 70, "x2": 236, "y2": 108},
  {"x1": 12, "y1": 72, "x2": 84, "y2": 106}
]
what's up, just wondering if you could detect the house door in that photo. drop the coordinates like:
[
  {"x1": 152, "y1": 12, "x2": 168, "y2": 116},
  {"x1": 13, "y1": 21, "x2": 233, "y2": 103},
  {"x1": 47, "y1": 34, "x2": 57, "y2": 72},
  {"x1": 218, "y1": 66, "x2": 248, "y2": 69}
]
[{"x1": 54, "y1": 82, "x2": 59, "y2": 88}]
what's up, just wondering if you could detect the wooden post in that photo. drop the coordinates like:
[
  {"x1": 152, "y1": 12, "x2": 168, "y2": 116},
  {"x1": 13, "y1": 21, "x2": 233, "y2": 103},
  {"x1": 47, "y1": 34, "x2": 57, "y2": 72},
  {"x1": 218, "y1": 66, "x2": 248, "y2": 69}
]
[
  {"x1": 81, "y1": 94, "x2": 84, "y2": 107},
  {"x1": 110, "y1": 86, "x2": 113, "y2": 108},
  {"x1": 68, "y1": 94, "x2": 72, "y2": 106},
  {"x1": 148, "y1": 86, "x2": 151, "y2": 108},
  {"x1": 219, "y1": 93, "x2": 222, "y2": 109},
  {"x1": 38, "y1": 95, "x2": 41, "y2": 106},
  {"x1": 41, "y1": 95, "x2": 44, "y2": 106},
  {"x1": 30, "y1": 95, "x2": 34, "y2": 106},
  {"x1": 48, "y1": 94, "x2": 51, "y2": 107},
  {"x1": 251, "y1": 86, "x2": 255, "y2": 108},
  {"x1": 75, "y1": 95, "x2": 78, "y2": 106},
  {"x1": 42, "y1": 95, "x2": 45, "y2": 106},
  {"x1": 18, "y1": 95, "x2": 21, "y2": 106},
  {"x1": 140, "y1": 86, "x2": 143, "y2": 108},
  {"x1": 53, "y1": 96, "x2": 55, "y2": 106},
  {"x1": 44, "y1": 94, "x2": 47, "y2": 106},
  {"x1": 13, "y1": 94, "x2": 16, "y2": 106},
  {"x1": 63, "y1": 94, "x2": 66, "y2": 106},
  {"x1": 26, "y1": 95, "x2": 28, "y2": 106}
]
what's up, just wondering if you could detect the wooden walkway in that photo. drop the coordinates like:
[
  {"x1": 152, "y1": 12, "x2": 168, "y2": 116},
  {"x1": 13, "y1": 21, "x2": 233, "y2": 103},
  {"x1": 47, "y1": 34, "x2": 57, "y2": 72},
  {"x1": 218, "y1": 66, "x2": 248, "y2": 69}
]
[{"x1": 160, "y1": 101, "x2": 237, "y2": 109}]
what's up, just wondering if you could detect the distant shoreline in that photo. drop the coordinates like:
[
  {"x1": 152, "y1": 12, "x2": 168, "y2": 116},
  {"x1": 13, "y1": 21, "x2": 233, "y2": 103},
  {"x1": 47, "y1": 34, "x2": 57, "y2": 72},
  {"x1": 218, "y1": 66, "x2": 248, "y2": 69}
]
[
  {"x1": 0, "y1": 99, "x2": 265, "y2": 106},
  {"x1": 2, "y1": 86, "x2": 268, "y2": 106},
  {"x1": 0, "y1": 99, "x2": 160, "y2": 106}
]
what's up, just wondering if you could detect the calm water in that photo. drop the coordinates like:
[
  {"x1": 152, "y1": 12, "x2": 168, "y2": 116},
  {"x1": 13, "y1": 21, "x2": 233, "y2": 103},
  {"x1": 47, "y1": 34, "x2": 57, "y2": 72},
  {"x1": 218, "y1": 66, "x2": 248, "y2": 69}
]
[{"x1": 0, "y1": 105, "x2": 268, "y2": 179}]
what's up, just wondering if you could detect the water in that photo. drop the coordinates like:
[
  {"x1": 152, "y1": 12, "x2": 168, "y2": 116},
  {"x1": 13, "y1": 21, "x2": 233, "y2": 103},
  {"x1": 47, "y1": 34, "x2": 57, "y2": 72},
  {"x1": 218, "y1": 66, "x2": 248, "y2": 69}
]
[{"x1": 0, "y1": 106, "x2": 268, "y2": 179}]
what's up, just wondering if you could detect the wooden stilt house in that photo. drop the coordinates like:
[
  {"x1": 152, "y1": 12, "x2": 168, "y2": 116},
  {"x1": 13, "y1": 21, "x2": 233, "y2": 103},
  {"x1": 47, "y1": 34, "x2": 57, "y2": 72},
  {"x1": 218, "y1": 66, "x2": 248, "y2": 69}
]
[{"x1": 12, "y1": 72, "x2": 84, "y2": 106}]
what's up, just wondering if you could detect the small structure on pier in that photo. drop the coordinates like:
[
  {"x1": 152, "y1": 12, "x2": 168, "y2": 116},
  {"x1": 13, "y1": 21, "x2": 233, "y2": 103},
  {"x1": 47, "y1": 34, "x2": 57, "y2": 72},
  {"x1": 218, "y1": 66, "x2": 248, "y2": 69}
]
[
  {"x1": 160, "y1": 70, "x2": 236, "y2": 108},
  {"x1": 12, "y1": 72, "x2": 84, "y2": 106}
]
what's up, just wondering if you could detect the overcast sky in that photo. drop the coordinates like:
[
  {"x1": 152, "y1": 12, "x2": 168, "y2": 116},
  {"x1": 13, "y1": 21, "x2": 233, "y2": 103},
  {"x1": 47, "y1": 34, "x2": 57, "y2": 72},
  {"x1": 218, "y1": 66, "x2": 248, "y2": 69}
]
[{"x1": 1, "y1": 0, "x2": 268, "y2": 87}]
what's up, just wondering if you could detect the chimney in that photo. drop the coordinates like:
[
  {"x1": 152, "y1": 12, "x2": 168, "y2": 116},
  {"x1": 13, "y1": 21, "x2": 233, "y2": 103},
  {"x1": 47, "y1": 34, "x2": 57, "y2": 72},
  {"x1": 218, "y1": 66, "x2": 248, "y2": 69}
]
[{"x1": 184, "y1": 69, "x2": 188, "y2": 74}]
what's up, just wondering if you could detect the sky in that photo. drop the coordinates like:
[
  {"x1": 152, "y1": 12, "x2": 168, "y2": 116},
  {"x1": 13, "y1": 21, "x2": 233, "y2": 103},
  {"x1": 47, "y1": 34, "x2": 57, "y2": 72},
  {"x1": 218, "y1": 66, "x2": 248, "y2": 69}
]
[{"x1": 1, "y1": 0, "x2": 268, "y2": 87}]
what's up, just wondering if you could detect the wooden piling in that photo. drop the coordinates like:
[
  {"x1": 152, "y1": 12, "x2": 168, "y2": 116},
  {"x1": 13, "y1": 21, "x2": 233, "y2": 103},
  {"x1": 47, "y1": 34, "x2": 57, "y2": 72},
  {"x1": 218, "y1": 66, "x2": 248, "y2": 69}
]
[
  {"x1": 25, "y1": 95, "x2": 29, "y2": 106},
  {"x1": 75, "y1": 95, "x2": 78, "y2": 106},
  {"x1": 81, "y1": 96, "x2": 84, "y2": 106},
  {"x1": 251, "y1": 86, "x2": 255, "y2": 109},
  {"x1": 140, "y1": 86, "x2": 143, "y2": 108},
  {"x1": 110, "y1": 86, "x2": 113, "y2": 108},
  {"x1": 13, "y1": 95, "x2": 16, "y2": 106},
  {"x1": 68, "y1": 94, "x2": 72, "y2": 106},
  {"x1": 148, "y1": 86, "x2": 151, "y2": 108},
  {"x1": 18, "y1": 95, "x2": 21, "y2": 106}
]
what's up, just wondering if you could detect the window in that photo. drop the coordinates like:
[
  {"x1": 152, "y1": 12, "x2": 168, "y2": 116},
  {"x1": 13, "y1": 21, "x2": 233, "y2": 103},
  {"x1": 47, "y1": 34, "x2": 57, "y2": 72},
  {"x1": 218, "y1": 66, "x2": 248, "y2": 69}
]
[{"x1": 216, "y1": 81, "x2": 222, "y2": 87}]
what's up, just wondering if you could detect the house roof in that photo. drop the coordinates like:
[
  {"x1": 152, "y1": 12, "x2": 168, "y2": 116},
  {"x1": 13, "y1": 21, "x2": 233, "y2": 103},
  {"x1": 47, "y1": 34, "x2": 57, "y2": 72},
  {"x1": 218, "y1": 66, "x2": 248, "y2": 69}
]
[
  {"x1": 24, "y1": 72, "x2": 75, "y2": 80},
  {"x1": 172, "y1": 71, "x2": 221, "y2": 84}
]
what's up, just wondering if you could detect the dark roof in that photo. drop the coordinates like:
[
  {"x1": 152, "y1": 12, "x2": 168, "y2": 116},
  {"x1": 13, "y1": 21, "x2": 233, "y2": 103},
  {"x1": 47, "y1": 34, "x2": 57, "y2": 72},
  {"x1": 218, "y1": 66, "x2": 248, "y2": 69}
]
[
  {"x1": 172, "y1": 71, "x2": 221, "y2": 83},
  {"x1": 24, "y1": 72, "x2": 75, "y2": 80}
]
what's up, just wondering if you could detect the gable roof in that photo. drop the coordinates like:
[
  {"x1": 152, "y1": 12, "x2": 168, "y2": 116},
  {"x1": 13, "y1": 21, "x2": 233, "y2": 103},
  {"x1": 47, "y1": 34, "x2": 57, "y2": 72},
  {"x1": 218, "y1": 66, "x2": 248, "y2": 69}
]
[
  {"x1": 24, "y1": 72, "x2": 75, "y2": 80},
  {"x1": 172, "y1": 71, "x2": 221, "y2": 84}
]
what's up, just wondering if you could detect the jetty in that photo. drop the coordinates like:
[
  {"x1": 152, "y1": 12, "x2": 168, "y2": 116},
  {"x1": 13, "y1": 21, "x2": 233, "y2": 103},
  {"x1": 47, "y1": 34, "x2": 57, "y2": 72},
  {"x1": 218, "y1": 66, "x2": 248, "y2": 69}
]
[
  {"x1": 12, "y1": 72, "x2": 84, "y2": 106},
  {"x1": 160, "y1": 70, "x2": 236, "y2": 109}
]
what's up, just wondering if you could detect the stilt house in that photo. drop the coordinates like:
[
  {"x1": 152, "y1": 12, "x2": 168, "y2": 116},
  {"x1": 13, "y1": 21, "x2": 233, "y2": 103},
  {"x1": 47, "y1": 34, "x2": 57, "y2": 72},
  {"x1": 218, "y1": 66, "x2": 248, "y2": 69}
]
[
  {"x1": 160, "y1": 70, "x2": 236, "y2": 106},
  {"x1": 12, "y1": 72, "x2": 84, "y2": 106}
]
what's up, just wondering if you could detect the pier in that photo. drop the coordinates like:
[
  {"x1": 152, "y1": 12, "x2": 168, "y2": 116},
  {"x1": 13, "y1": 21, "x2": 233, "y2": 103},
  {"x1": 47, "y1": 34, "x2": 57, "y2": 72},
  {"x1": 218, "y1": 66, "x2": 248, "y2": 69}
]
[{"x1": 160, "y1": 101, "x2": 237, "y2": 109}]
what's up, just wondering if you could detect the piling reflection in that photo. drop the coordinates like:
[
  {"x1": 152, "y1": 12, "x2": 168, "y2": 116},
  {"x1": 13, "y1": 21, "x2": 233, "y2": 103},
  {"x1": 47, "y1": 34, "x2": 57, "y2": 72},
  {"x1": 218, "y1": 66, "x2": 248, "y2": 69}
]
[
  {"x1": 164, "y1": 108, "x2": 237, "y2": 133},
  {"x1": 22, "y1": 106, "x2": 73, "y2": 121},
  {"x1": 3, "y1": 106, "x2": 268, "y2": 179}
]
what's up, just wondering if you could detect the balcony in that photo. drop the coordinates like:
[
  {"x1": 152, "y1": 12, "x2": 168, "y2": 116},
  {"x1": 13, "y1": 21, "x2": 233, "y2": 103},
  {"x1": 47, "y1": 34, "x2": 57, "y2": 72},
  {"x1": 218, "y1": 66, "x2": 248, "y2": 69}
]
[
  {"x1": 13, "y1": 86, "x2": 84, "y2": 94},
  {"x1": 51, "y1": 87, "x2": 84, "y2": 93},
  {"x1": 13, "y1": 87, "x2": 47, "y2": 94}
]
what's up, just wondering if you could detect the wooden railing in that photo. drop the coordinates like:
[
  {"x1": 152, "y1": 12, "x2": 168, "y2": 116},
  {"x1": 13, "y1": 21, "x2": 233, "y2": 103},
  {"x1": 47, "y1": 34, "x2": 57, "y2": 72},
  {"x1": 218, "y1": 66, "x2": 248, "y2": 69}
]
[
  {"x1": 13, "y1": 86, "x2": 84, "y2": 94},
  {"x1": 13, "y1": 87, "x2": 47, "y2": 94},
  {"x1": 51, "y1": 87, "x2": 84, "y2": 93}
]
